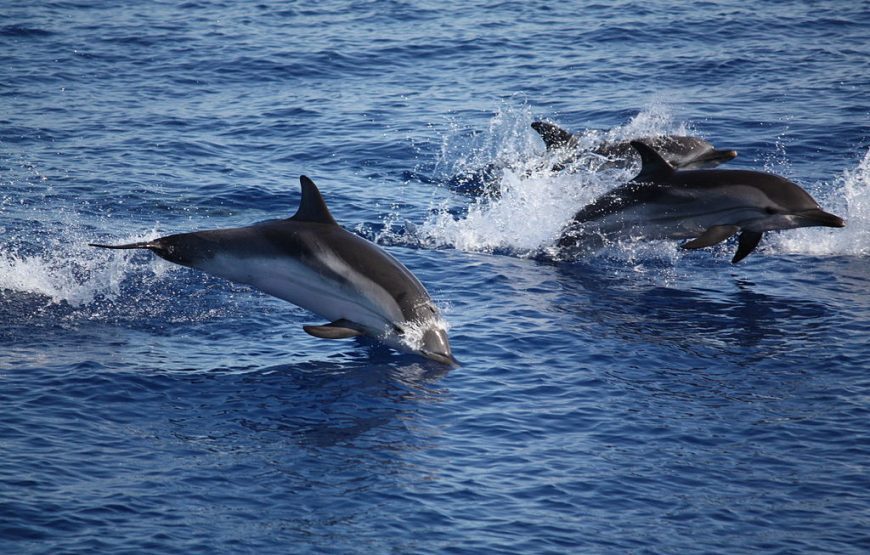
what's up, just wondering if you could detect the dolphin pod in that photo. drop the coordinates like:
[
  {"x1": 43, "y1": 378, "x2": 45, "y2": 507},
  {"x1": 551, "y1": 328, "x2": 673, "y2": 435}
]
[
  {"x1": 91, "y1": 119, "x2": 847, "y2": 363},
  {"x1": 91, "y1": 176, "x2": 456, "y2": 366},
  {"x1": 531, "y1": 121, "x2": 738, "y2": 171},
  {"x1": 557, "y1": 141, "x2": 845, "y2": 263}
]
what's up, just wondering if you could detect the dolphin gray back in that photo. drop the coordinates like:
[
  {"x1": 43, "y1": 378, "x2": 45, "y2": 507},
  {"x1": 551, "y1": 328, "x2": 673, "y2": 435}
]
[
  {"x1": 531, "y1": 121, "x2": 736, "y2": 170},
  {"x1": 560, "y1": 141, "x2": 844, "y2": 262},
  {"x1": 152, "y1": 212, "x2": 433, "y2": 323}
]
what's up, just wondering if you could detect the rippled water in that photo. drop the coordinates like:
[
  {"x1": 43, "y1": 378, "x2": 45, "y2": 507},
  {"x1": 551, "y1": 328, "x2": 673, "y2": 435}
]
[{"x1": 2, "y1": 1, "x2": 869, "y2": 553}]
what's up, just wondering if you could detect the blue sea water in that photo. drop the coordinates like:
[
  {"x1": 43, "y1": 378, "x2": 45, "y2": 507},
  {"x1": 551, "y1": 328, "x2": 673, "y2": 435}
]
[{"x1": 1, "y1": 0, "x2": 869, "y2": 553}]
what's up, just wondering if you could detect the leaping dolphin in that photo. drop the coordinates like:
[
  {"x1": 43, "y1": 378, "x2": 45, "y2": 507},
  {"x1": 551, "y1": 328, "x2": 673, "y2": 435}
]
[
  {"x1": 532, "y1": 121, "x2": 738, "y2": 171},
  {"x1": 91, "y1": 176, "x2": 457, "y2": 365},
  {"x1": 557, "y1": 141, "x2": 845, "y2": 263}
]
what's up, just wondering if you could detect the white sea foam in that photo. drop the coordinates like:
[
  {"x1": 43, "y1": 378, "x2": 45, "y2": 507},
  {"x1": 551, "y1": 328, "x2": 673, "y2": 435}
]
[
  {"x1": 410, "y1": 103, "x2": 864, "y2": 263},
  {"x1": 0, "y1": 228, "x2": 164, "y2": 307},
  {"x1": 413, "y1": 103, "x2": 686, "y2": 258},
  {"x1": 774, "y1": 147, "x2": 870, "y2": 257},
  {"x1": 398, "y1": 311, "x2": 451, "y2": 354}
]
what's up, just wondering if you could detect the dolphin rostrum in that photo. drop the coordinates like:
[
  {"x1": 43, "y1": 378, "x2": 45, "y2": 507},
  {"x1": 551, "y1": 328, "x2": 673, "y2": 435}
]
[
  {"x1": 557, "y1": 141, "x2": 845, "y2": 263},
  {"x1": 91, "y1": 176, "x2": 457, "y2": 365},
  {"x1": 532, "y1": 121, "x2": 738, "y2": 171}
]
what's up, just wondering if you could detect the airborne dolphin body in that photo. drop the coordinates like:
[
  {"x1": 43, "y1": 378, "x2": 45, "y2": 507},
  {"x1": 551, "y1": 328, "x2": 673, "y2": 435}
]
[
  {"x1": 557, "y1": 142, "x2": 845, "y2": 263},
  {"x1": 91, "y1": 176, "x2": 456, "y2": 365},
  {"x1": 531, "y1": 121, "x2": 738, "y2": 171}
]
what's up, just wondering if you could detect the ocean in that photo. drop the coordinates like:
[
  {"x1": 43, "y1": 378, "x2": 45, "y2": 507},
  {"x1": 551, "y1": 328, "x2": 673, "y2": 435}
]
[{"x1": 1, "y1": 1, "x2": 868, "y2": 553}]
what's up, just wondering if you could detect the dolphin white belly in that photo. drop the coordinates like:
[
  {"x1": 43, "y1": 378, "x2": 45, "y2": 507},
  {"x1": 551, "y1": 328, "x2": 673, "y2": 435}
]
[
  {"x1": 90, "y1": 176, "x2": 457, "y2": 365},
  {"x1": 588, "y1": 202, "x2": 764, "y2": 241},
  {"x1": 197, "y1": 252, "x2": 402, "y2": 336},
  {"x1": 558, "y1": 141, "x2": 845, "y2": 263}
]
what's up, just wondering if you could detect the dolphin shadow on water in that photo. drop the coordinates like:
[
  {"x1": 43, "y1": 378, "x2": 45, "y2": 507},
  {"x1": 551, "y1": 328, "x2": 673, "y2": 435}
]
[
  {"x1": 91, "y1": 176, "x2": 457, "y2": 366},
  {"x1": 556, "y1": 141, "x2": 845, "y2": 263},
  {"x1": 158, "y1": 356, "x2": 447, "y2": 458},
  {"x1": 553, "y1": 262, "x2": 833, "y2": 355}
]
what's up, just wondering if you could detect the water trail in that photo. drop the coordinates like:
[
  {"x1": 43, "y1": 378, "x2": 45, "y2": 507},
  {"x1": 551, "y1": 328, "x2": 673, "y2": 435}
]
[
  {"x1": 411, "y1": 103, "x2": 685, "y2": 259},
  {"x1": 0, "y1": 227, "x2": 165, "y2": 307},
  {"x1": 774, "y1": 147, "x2": 870, "y2": 257},
  {"x1": 406, "y1": 102, "x2": 862, "y2": 263},
  {"x1": 0, "y1": 220, "x2": 244, "y2": 332},
  {"x1": 0, "y1": 152, "x2": 153, "y2": 308}
]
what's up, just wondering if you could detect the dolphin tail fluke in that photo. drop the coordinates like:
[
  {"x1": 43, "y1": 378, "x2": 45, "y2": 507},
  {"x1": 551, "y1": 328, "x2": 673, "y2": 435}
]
[
  {"x1": 89, "y1": 241, "x2": 158, "y2": 250},
  {"x1": 681, "y1": 225, "x2": 739, "y2": 250},
  {"x1": 731, "y1": 231, "x2": 763, "y2": 264},
  {"x1": 303, "y1": 319, "x2": 365, "y2": 340}
]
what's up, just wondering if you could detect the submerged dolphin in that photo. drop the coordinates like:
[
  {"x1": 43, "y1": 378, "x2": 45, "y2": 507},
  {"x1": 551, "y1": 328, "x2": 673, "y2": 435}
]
[
  {"x1": 557, "y1": 141, "x2": 845, "y2": 263},
  {"x1": 531, "y1": 121, "x2": 738, "y2": 170},
  {"x1": 91, "y1": 176, "x2": 457, "y2": 365}
]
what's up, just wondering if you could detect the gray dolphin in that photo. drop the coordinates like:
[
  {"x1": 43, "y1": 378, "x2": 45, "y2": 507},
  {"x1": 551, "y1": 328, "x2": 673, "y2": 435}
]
[
  {"x1": 557, "y1": 141, "x2": 845, "y2": 263},
  {"x1": 91, "y1": 176, "x2": 457, "y2": 365},
  {"x1": 532, "y1": 121, "x2": 738, "y2": 170}
]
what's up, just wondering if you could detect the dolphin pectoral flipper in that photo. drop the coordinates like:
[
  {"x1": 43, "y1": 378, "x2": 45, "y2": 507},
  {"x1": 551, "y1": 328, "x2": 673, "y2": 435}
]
[
  {"x1": 88, "y1": 176, "x2": 456, "y2": 365},
  {"x1": 731, "y1": 231, "x2": 763, "y2": 264},
  {"x1": 680, "y1": 225, "x2": 740, "y2": 250},
  {"x1": 303, "y1": 320, "x2": 366, "y2": 340}
]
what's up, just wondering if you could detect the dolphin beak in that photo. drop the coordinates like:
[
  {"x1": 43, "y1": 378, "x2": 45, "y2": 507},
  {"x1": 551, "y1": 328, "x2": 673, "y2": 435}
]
[
  {"x1": 719, "y1": 149, "x2": 738, "y2": 161},
  {"x1": 701, "y1": 149, "x2": 738, "y2": 166},
  {"x1": 420, "y1": 328, "x2": 459, "y2": 366},
  {"x1": 800, "y1": 209, "x2": 845, "y2": 228},
  {"x1": 421, "y1": 350, "x2": 461, "y2": 367}
]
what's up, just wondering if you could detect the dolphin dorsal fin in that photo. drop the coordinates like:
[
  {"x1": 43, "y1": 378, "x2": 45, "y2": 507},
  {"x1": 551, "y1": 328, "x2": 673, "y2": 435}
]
[
  {"x1": 531, "y1": 121, "x2": 577, "y2": 150},
  {"x1": 291, "y1": 176, "x2": 337, "y2": 225},
  {"x1": 631, "y1": 140, "x2": 675, "y2": 182}
]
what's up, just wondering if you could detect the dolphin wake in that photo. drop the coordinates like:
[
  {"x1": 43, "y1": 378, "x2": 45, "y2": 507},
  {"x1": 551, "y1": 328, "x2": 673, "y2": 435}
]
[
  {"x1": 0, "y1": 231, "x2": 159, "y2": 307},
  {"x1": 409, "y1": 104, "x2": 867, "y2": 262},
  {"x1": 0, "y1": 106, "x2": 867, "y2": 311},
  {"x1": 773, "y1": 147, "x2": 870, "y2": 257}
]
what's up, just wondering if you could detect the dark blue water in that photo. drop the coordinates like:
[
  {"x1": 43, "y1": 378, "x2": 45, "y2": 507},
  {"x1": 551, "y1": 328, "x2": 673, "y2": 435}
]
[{"x1": 2, "y1": 1, "x2": 869, "y2": 553}]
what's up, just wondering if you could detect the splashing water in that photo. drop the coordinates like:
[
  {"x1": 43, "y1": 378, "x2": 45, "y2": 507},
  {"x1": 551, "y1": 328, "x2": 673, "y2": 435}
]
[
  {"x1": 414, "y1": 104, "x2": 688, "y2": 258},
  {"x1": 1, "y1": 106, "x2": 862, "y2": 314},
  {"x1": 411, "y1": 103, "x2": 861, "y2": 263},
  {"x1": 773, "y1": 147, "x2": 869, "y2": 257},
  {"x1": 0, "y1": 228, "x2": 165, "y2": 307},
  {"x1": 398, "y1": 312, "x2": 452, "y2": 354}
]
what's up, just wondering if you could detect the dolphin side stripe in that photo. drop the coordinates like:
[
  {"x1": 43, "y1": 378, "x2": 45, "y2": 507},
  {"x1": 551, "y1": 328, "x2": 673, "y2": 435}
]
[
  {"x1": 90, "y1": 176, "x2": 456, "y2": 365},
  {"x1": 200, "y1": 252, "x2": 401, "y2": 336},
  {"x1": 558, "y1": 141, "x2": 844, "y2": 263}
]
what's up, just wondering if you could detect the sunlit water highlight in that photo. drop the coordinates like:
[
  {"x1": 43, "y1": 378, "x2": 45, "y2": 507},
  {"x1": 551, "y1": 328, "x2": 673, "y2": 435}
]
[{"x1": 1, "y1": 1, "x2": 868, "y2": 554}]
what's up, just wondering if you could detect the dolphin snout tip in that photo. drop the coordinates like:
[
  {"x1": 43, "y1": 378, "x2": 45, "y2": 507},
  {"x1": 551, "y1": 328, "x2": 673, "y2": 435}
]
[
  {"x1": 418, "y1": 326, "x2": 457, "y2": 366},
  {"x1": 813, "y1": 211, "x2": 846, "y2": 228},
  {"x1": 422, "y1": 350, "x2": 460, "y2": 367},
  {"x1": 709, "y1": 149, "x2": 737, "y2": 163}
]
